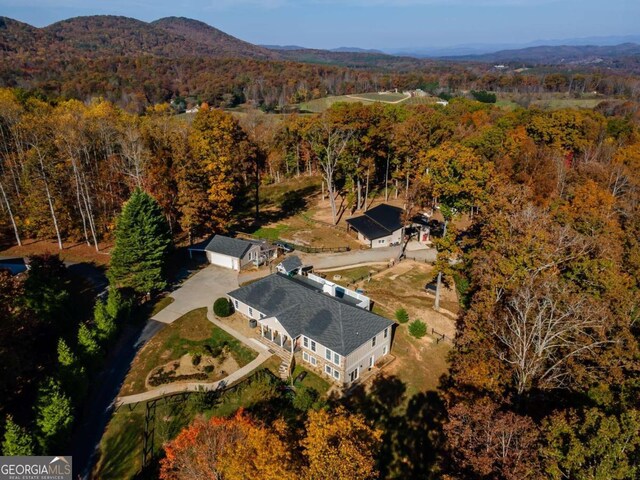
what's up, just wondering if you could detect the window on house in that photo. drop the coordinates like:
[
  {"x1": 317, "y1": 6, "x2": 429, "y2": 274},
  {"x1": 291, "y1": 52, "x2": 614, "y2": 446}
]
[
  {"x1": 334, "y1": 353, "x2": 340, "y2": 365},
  {"x1": 378, "y1": 239, "x2": 385, "y2": 244},
  {"x1": 234, "y1": 300, "x2": 238, "y2": 309},
  {"x1": 325, "y1": 348, "x2": 332, "y2": 361},
  {"x1": 325, "y1": 365, "x2": 332, "y2": 375},
  {"x1": 372, "y1": 336, "x2": 377, "y2": 347},
  {"x1": 310, "y1": 340, "x2": 316, "y2": 352},
  {"x1": 383, "y1": 346, "x2": 387, "y2": 356},
  {"x1": 384, "y1": 328, "x2": 388, "y2": 339},
  {"x1": 333, "y1": 370, "x2": 340, "y2": 380},
  {"x1": 248, "y1": 307, "x2": 253, "y2": 317},
  {"x1": 303, "y1": 337, "x2": 308, "y2": 348},
  {"x1": 310, "y1": 356, "x2": 317, "y2": 366},
  {"x1": 303, "y1": 351, "x2": 309, "y2": 362}
]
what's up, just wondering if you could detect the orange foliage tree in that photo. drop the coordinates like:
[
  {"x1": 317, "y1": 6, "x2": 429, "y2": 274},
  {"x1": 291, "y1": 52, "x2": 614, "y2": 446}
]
[{"x1": 160, "y1": 409, "x2": 295, "y2": 480}]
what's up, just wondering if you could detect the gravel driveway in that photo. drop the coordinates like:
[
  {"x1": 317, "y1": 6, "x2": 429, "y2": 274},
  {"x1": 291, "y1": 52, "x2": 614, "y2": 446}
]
[{"x1": 152, "y1": 265, "x2": 239, "y2": 323}]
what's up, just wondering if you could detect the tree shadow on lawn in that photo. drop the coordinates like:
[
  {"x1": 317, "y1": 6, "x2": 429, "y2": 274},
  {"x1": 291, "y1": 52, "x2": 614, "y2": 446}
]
[
  {"x1": 234, "y1": 185, "x2": 317, "y2": 232},
  {"x1": 329, "y1": 374, "x2": 447, "y2": 479}
]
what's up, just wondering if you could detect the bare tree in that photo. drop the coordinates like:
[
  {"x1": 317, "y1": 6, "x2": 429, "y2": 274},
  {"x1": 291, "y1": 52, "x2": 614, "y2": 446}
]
[
  {"x1": 493, "y1": 278, "x2": 609, "y2": 394},
  {"x1": 310, "y1": 117, "x2": 353, "y2": 224}
]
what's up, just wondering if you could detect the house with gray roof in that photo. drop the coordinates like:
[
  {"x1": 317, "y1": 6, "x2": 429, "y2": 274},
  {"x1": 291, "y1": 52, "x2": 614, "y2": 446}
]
[
  {"x1": 346, "y1": 203, "x2": 405, "y2": 248},
  {"x1": 204, "y1": 235, "x2": 262, "y2": 271},
  {"x1": 276, "y1": 255, "x2": 303, "y2": 275},
  {"x1": 227, "y1": 272, "x2": 394, "y2": 386}
]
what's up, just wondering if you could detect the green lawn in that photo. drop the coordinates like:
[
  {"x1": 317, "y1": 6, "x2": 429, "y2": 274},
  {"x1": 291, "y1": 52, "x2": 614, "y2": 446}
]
[
  {"x1": 94, "y1": 369, "x2": 282, "y2": 479},
  {"x1": 291, "y1": 365, "x2": 331, "y2": 396},
  {"x1": 150, "y1": 296, "x2": 174, "y2": 316},
  {"x1": 120, "y1": 308, "x2": 257, "y2": 395},
  {"x1": 252, "y1": 224, "x2": 292, "y2": 241}
]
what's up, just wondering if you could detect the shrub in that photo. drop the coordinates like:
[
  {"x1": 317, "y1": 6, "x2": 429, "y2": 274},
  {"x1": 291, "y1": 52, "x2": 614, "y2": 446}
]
[
  {"x1": 408, "y1": 320, "x2": 427, "y2": 339},
  {"x1": 293, "y1": 385, "x2": 319, "y2": 411},
  {"x1": 203, "y1": 365, "x2": 214, "y2": 374},
  {"x1": 192, "y1": 354, "x2": 202, "y2": 366},
  {"x1": 213, "y1": 298, "x2": 232, "y2": 317},
  {"x1": 395, "y1": 308, "x2": 409, "y2": 324}
]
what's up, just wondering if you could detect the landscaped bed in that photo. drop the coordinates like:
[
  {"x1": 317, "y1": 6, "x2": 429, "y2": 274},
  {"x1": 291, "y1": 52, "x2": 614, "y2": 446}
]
[{"x1": 120, "y1": 307, "x2": 257, "y2": 395}]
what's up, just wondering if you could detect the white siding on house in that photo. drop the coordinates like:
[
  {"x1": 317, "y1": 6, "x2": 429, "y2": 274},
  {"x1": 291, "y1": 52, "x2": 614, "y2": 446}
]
[
  {"x1": 370, "y1": 228, "x2": 404, "y2": 249},
  {"x1": 239, "y1": 244, "x2": 261, "y2": 269},
  {"x1": 345, "y1": 327, "x2": 392, "y2": 379},
  {"x1": 358, "y1": 228, "x2": 404, "y2": 249}
]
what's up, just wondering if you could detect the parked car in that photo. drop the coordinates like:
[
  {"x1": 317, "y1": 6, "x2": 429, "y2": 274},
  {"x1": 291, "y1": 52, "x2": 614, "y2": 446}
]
[{"x1": 274, "y1": 241, "x2": 294, "y2": 253}]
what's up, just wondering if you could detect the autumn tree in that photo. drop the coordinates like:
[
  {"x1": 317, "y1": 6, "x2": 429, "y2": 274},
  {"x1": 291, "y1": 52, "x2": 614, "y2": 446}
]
[
  {"x1": 160, "y1": 409, "x2": 296, "y2": 480},
  {"x1": 185, "y1": 105, "x2": 256, "y2": 236},
  {"x1": 445, "y1": 398, "x2": 542, "y2": 480},
  {"x1": 542, "y1": 407, "x2": 640, "y2": 480},
  {"x1": 302, "y1": 406, "x2": 382, "y2": 480}
]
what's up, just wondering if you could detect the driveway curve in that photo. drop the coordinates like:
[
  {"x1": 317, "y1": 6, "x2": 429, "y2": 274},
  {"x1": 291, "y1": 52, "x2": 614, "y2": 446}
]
[{"x1": 152, "y1": 265, "x2": 239, "y2": 323}]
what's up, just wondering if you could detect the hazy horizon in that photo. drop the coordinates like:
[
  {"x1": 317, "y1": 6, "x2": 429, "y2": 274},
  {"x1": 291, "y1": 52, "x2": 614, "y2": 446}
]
[{"x1": 1, "y1": 0, "x2": 637, "y2": 50}]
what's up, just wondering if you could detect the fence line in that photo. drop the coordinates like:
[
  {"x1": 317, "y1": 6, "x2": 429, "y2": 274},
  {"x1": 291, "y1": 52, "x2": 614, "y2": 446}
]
[{"x1": 431, "y1": 327, "x2": 453, "y2": 344}]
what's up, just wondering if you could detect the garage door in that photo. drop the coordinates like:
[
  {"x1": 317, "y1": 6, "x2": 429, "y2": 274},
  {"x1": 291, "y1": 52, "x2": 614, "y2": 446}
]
[{"x1": 207, "y1": 252, "x2": 236, "y2": 270}]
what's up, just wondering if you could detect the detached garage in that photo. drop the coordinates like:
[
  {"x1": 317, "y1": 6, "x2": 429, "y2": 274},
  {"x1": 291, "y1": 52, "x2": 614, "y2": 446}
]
[{"x1": 204, "y1": 235, "x2": 261, "y2": 271}]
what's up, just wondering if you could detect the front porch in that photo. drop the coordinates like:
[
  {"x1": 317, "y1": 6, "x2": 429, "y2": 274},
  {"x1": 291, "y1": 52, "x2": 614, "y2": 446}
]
[{"x1": 259, "y1": 324, "x2": 295, "y2": 354}]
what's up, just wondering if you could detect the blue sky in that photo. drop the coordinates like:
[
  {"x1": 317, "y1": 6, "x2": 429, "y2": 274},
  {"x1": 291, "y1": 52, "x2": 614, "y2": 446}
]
[{"x1": 0, "y1": 0, "x2": 637, "y2": 49}]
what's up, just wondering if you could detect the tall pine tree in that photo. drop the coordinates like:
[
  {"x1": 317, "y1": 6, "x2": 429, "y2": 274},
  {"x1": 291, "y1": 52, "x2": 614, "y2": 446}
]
[
  {"x1": 2, "y1": 416, "x2": 35, "y2": 456},
  {"x1": 108, "y1": 188, "x2": 172, "y2": 296}
]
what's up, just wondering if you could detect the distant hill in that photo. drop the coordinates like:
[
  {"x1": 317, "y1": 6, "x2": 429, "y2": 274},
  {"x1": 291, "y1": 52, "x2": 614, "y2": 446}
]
[
  {"x1": 444, "y1": 43, "x2": 640, "y2": 65},
  {"x1": 0, "y1": 15, "x2": 278, "y2": 61},
  {"x1": 151, "y1": 17, "x2": 277, "y2": 60}
]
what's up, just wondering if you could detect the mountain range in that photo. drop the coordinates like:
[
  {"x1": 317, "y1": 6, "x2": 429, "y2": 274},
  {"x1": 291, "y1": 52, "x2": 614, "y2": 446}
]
[{"x1": 1, "y1": 14, "x2": 638, "y2": 70}]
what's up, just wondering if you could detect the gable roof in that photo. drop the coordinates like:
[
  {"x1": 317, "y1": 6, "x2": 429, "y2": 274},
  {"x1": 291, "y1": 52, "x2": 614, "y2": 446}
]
[
  {"x1": 346, "y1": 203, "x2": 404, "y2": 240},
  {"x1": 278, "y1": 255, "x2": 302, "y2": 273},
  {"x1": 205, "y1": 235, "x2": 255, "y2": 259},
  {"x1": 228, "y1": 273, "x2": 393, "y2": 356}
]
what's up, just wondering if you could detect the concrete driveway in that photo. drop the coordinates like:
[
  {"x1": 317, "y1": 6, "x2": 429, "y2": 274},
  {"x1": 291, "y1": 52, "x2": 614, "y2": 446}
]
[
  {"x1": 299, "y1": 246, "x2": 403, "y2": 270},
  {"x1": 152, "y1": 265, "x2": 239, "y2": 323}
]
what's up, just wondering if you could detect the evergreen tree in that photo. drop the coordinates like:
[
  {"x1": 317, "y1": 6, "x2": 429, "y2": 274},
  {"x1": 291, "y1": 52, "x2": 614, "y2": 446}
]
[
  {"x1": 2, "y1": 416, "x2": 35, "y2": 456},
  {"x1": 106, "y1": 287, "x2": 127, "y2": 322},
  {"x1": 93, "y1": 300, "x2": 116, "y2": 342},
  {"x1": 108, "y1": 188, "x2": 172, "y2": 296},
  {"x1": 77, "y1": 323, "x2": 100, "y2": 357},
  {"x1": 57, "y1": 338, "x2": 86, "y2": 401},
  {"x1": 23, "y1": 254, "x2": 70, "y2": 326},
  {"x1": 57, "y1": 338, "x2": 77, "y2": 368},
  {"x1": 34, "y1": 378, "x2": 73, "y2": 452}
]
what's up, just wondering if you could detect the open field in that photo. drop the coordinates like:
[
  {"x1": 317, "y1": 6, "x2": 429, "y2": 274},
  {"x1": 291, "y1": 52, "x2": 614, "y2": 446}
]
[
  {"x1": 495, "y1": 93, "x2": 616, "y2": 110},
  {"x1": 348, "y1": 92, "x2": 409, "y2": 102},
  {"x1": 119, "y1": 308, "x2": 258, "y2": 396},
  {"x1": 298, "y1": 92, "x2": 438, "y2": 113}
]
